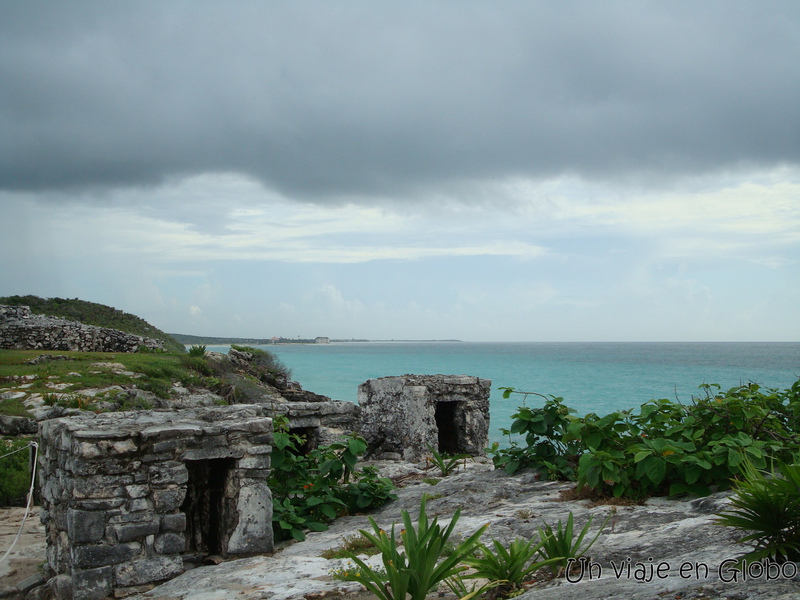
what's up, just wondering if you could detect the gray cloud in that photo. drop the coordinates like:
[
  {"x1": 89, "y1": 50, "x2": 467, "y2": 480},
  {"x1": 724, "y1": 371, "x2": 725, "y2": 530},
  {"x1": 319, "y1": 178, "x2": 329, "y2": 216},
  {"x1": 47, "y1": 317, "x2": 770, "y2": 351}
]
[{"x1": 1, "y1": 1, "x2": 798, "y2": 199}]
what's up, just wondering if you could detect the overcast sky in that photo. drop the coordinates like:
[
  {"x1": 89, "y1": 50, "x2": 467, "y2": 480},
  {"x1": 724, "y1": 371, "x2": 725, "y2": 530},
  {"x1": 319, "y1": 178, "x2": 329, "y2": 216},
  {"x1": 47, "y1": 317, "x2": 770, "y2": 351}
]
[{"x1": 1, "y1": 1, "x2": 798, "y2": 341}]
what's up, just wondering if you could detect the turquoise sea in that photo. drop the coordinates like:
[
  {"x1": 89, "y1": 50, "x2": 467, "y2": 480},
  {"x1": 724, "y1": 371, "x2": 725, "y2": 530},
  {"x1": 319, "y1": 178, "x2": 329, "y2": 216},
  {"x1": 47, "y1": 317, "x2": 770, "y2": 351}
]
[{"x1": 208, "y1": 342, "x2": 800, "y2": 446}]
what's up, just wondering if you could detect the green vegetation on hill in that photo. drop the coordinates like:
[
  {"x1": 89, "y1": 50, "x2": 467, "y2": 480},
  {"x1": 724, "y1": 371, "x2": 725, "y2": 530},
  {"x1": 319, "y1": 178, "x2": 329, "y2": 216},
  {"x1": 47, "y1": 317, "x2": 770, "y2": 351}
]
[{"x1": 0, "y1": 295, "x2": 185, "y2": 353}]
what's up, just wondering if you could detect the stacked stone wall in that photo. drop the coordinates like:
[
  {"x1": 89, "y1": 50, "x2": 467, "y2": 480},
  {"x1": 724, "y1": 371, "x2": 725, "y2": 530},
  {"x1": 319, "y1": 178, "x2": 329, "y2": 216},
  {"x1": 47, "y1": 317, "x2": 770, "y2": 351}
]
[
  {"x1": 37, "y1": 406, "x2": 274, "y2": 600},
  {"x1": 0, "y1": 304, "x2": 164, "y2": 352}
]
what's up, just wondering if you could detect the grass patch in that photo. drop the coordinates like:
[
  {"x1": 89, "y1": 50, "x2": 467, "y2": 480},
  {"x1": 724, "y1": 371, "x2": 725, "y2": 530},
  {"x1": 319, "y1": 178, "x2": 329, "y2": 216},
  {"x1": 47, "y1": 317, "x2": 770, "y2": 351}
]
[
  {"x1": 0, "y1": 397, "x2": 30, "y2": 417},
  {"x1": 0, "y1": 349, "x2": 209, "y2": 407}
]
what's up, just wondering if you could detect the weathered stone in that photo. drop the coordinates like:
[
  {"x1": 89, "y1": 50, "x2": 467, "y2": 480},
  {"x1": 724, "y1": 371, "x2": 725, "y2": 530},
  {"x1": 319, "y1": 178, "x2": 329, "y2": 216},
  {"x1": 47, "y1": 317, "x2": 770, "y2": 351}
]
[
  {"x1": 148, "y1": 462, "x2": 189, "y2": 486},
  {"x1": 359, "y1": 374, "x2": 491, "y2": 462},
  {"x1": 72, "y1": 542, "x2": 141, "y2": 568},
  {"x1": 226, "y1": 481, "x2": 274, "y2": 555},
  {"x1": 72, "y1": 474, "x2": 133, "y2": 499},
  {"x1": 113, "y1": 556, "x2": 184, "y2": 587},
  {"x1": 141, "y1": 424, "x2": 203, "y2": 441},
  {"x1": 160, "y1": 513, "x2": 187, "y2": 532},
  {"x1": 71, "y1": 566, "x2": 113, "y2": 600},
  {"x1": 110, "y1": 519, "x2": 160, "y2": 543},
  {"x1": 181, "y1": 446, "x2": 244, "y2": 461},
  {"x1": 154, "y1": 532, "x2": 186, "y2": 554},
  {"x1": 66, "y1": 509, "x2": 106, "y2": 544},
  {"x1": 150, "y1": 487, "x2": 187, "y2": 513},
  {"x1": 0, "y1": 414, "x2": 37, "y2": 435},
  {"x1": 235, "y1": 455, "x2": 270, "y2": 470}
]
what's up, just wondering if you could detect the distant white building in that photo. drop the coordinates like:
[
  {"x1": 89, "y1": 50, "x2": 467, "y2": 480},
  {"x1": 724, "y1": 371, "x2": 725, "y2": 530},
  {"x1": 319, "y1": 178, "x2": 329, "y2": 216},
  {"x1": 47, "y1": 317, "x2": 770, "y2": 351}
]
[{"x1": 315, "y1": 336, "x2": 330, "y2": 344}]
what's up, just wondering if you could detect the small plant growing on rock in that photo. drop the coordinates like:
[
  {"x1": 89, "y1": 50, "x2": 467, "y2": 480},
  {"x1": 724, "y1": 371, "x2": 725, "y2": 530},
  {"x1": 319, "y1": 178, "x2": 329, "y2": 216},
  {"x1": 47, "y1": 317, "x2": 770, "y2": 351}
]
[
  {"x1": 427, "y1": 443, "x2": 470, "y2": 477},
  {"x1": 462, "y1": 536, "x2": 560, "y2": 598},
  {"x1": 716, "y1": 458, "x2": 800, "y2": 564},
  {"x1": 340, "y1": 497, "x2": 488, "y2": 600},
  {"x1": 536, "y1": 511, "x2": 610, "y2": 577}
]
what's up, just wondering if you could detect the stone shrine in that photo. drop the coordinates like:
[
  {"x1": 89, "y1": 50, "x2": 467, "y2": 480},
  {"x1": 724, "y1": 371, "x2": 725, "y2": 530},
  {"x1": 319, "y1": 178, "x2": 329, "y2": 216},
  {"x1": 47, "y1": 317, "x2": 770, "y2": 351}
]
[
  {"x1": 358, "y1": 374, "x2": 491, "y2": 463},
  {"x1": 37, "y1": 405, "x2": 274, "y2": 600}
]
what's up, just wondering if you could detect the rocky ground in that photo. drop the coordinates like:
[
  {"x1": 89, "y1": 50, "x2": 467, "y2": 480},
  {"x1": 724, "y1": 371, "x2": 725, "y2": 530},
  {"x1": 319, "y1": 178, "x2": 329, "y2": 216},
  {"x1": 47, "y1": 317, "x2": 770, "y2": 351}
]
[
  {"x1": 2, "y1": 459, "x2": 799, "y2": 600},
  {"x1": 0, "y1": 507, "x2": 46, "y2": 599},
  {"x1": 133, "y1": 459, "x2": 798, "y2": 600}
]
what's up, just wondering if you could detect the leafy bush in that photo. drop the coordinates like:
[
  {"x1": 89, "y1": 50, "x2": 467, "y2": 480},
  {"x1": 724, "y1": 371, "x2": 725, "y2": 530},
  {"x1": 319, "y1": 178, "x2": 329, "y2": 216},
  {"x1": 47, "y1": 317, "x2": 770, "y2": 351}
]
[
  {"x1": 0, "y1": 439, "x2": 32, "y2": 506},
  {"x1": 716, "y1": 458, "x2": 800, "y2": 563},
  {"x1": 489, "y1": 392, "x2": 581, "y2": 480},
  {"x1": 492, "y1": 379, "x2": 800, "y2": 500},
  {"x1": 269, "y1": 417, "x2": 396, "y2": 541},
  {"x1": 188, "y1": 345, "x2": 207, "y2": 357},
  {"x1": 340, "y1": 497, "x2": 488, "y2": 600}
]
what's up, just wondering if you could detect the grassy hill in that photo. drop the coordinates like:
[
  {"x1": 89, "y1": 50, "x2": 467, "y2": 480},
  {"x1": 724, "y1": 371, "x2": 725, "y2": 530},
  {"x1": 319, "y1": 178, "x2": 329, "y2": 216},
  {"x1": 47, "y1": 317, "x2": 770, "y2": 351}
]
[{"x1": 0, "y1": 295, "x2": 185, "y2": 353}]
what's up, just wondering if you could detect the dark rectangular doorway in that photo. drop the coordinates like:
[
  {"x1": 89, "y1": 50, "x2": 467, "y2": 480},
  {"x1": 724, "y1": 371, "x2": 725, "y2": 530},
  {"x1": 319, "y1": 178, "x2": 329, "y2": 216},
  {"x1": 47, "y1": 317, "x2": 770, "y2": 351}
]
[
  {"x1": 182, "y1": 458, "x2": 234, "y2": 556},
  {"x1": 435, "y1": 402, "x2": 461, "y2": 455}
]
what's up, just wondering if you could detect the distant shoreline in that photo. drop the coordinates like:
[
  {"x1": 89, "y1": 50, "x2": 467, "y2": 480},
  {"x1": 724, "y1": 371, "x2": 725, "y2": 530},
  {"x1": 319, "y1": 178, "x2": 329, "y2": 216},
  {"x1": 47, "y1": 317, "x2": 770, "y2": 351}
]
[{"x1": 170, "y1": 334, "x2": 462, "y2": 346}]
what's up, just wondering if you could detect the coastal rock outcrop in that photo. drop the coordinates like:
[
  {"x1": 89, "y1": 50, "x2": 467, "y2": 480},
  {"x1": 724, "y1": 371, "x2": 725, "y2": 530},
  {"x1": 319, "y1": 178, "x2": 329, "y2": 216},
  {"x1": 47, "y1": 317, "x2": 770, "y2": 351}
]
[{"x1": 0, "y1": 305, "x2": 164, "y2": 353}]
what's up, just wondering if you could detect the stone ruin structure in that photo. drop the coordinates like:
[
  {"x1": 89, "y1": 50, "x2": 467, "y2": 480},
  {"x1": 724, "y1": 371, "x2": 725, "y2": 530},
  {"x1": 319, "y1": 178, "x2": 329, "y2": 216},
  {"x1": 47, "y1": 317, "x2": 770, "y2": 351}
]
[
  {"x1": 29, "y1": 358, "x2": 489, "y2": 598},
  {"x1": 358, "y1": 374, "x2": 491, "y2": 463},
  {"x1": 37, "y1": 405, "x2": 274, "y2": 600},
  {"x1": 0, "y1": 305, "x2": 164, "y2": 353}
]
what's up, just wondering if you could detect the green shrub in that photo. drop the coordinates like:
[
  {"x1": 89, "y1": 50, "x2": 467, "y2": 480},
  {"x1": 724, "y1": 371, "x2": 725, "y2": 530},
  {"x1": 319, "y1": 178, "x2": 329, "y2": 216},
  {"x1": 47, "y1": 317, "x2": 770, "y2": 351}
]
[
  {"x1": 269, "y1": 417, "x2": 396, "y2": 541},
  {"x1": 188, "y1": 345, "x2": 207, "y2": 357},
  {"x1": 0, "y1": 439, "x2": 32, "y2": 506},
  {"x1": 492, "y1": 379, "x2": 800, "y2": 500},
  {"x1": 489, "y1": 392, "x2": 580, "y2": 480}
]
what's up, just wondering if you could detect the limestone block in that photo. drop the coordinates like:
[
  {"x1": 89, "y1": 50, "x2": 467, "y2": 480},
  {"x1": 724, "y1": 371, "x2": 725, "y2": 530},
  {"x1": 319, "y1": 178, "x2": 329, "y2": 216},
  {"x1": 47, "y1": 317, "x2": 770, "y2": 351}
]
[
  {"x1": 72, "y1": 542, "x2": 142, "y2": 568},
  {"x1": 72, "y1": 474, "x2": 133, "y2": 499},
  {"x1": 113, "y1": 556, "x2": 184, "y2": 587},
  {"x1": 151, "y1": 486, "x2": 187, "y2": 513},
  {"x1": 141, "y1": 423, "x2": 203, "y2": 440},
  {"x1": 71, "y1": 566, "x2": 113, "y2": 600},
  {"x1": 154, "y1": 532, "x2": 186, "y2": 554},
  {"x1": 160, "y1": 513, "x2": 187, "y2": 533},
  {"x1": 235, "y1": 454, "x2": 271, "y2": 470},
  {"x1": 66, "y1": 509, "x2": 106, "y2": 544},
  {"x1": 148, "y1": 462, "x2": 189, "y2": 486},
  {"x1": 110, "y1": 518, "x2": 159, "y2": 543},
  {"x1": 245, "y1": 444, "x2": 273, "y2": 455},
  {"x1": 226, "y1": 481, "x2": 273, "y2": 554},
  {"x1": 181, "y1": 446, "x2": 244, "y2": 461}
]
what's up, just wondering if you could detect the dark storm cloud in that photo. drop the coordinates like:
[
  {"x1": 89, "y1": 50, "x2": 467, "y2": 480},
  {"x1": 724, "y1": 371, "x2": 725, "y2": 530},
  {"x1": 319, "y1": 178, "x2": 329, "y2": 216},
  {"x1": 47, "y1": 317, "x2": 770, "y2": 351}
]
[{"x1": 1, "y1": 1, "x2": 798, "y2": 198}]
